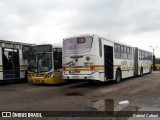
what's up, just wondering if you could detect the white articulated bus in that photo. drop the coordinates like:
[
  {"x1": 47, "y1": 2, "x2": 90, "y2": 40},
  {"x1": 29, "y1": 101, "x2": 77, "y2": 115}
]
[
  {"x1": 0, "y1": 40, "x2": 32, "y2": 81},
  {"x1": 62, "y1": 34, "x2": 152, "y2": 83},
  {"x1": 27, "y1": 44, "x2": 65, "y2": 84}
]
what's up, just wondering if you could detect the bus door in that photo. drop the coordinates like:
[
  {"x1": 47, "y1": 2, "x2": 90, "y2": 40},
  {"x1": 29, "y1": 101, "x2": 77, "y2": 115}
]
[
  {"x1": 104, "y1": 45, "x2": 113, "y2": 80},
  {"x1": 2, "y1": 48, "x2": 20, "y2": 79}
]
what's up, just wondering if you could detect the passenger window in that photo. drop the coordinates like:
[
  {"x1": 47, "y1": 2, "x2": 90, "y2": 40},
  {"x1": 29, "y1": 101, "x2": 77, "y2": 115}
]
[
  {"x1": 99, "y1": 39, "x2": 102, "y2": 57},
  {"x1": 121, "y1": 46, "x2": 124, "y2": 53}
]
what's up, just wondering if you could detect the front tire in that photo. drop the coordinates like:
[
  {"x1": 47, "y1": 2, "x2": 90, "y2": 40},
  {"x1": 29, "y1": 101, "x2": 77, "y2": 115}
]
[
  {"x1": 149, "y1": 67, "x2": 152, "y2": 74},
  {"x1": 115, "y1": 70, "x2": 121, "y2": 83},
  {"x1": 24, "y1": 71, "x2": 28, "y2": 83},
  {"x1": 140, "y1": 68, "x2": 143, "y2": 77}
]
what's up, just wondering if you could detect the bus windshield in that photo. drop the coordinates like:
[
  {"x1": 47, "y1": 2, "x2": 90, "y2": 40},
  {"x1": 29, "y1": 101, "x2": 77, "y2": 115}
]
[
  {"x1": 28, "y1": 54, "x2": 36, "y2": 72},
  {"x1": 28, "y1": 53, "x2": 52, "y2": 72},
  {"x1": 28, "y1": 45, "x2": 52, "y2": 72},
  {"x1": 63, "y1": 36, "x2": 93, "y2": 54}
]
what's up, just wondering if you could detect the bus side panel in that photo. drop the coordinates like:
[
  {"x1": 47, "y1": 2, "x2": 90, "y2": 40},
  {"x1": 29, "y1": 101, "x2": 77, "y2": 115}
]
[
  {"x1": 136, "y1": 48, "x2": 152, "y2": 75},
  {"x1": 98, "y1": 52, "x2": 105, "y2": 81},
  {"x1": 142, "y1": 61, "x2": 151, "y2": 74},
  {"x1": 122, "y1": 61, "x2": 134, "y2": 78}
]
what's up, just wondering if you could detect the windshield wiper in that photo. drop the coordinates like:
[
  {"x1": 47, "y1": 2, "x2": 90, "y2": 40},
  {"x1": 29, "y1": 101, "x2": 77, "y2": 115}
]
[
  {"x1": 37, "y1": 52, "x2": 46, "y2": 73},
  {"x1": 28, "y1": 53, "x2": 36, "y2": 71}
]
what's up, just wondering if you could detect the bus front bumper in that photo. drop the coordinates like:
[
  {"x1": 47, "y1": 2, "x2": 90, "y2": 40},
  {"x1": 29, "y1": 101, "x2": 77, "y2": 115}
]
[
  {"x1": 28, "y1": 75, "x2": 64, "y2": 84},
  {"x1": 63, "y1": 74, "x2": 94, "y2": 80}
]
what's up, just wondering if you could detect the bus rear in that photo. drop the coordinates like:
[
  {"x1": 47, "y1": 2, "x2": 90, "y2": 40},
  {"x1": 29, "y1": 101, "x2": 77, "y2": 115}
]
[
  {"x1": 63, "y1": 35, "x2": 101, "y2": 81},
  {"x1": 27, "y1": 44, "x2": 64, "y2": 84}
]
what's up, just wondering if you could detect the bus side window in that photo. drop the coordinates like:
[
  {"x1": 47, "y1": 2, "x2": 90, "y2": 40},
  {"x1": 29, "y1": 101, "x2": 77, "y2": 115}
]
[
  {"x1": 114, "y1": 44, "x2": 121, "y2": 59},
  {"x1": 121, "y1": 45, "x2": 127, "y2": 59},
  {"x1": 124, "y1": 46, "x2": 127, "y2": 59},
  {"x1": 22, "y1": 45, "x2": 31, "y2": 60},
  {"x1": 121, "y1": 46, "x2": 124, "y2": 53},
  {"x1": 127, "y1": 47, "x2": 132, "y2": 60},
  {"x1": 99, "y1": 39, "x2": 102, "y2": 57},
  {"x1": 139, "y1": 50, "x2": 142, "y2": 60}
]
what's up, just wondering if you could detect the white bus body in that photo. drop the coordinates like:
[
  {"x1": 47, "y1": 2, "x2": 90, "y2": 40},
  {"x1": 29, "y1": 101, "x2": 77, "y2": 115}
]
[
  {"x1": 0, "y1": 40, "x2": 32, "y2": 81},
  {"x1": 63, "y1": 34, "x2": 152, "y2": 82}
]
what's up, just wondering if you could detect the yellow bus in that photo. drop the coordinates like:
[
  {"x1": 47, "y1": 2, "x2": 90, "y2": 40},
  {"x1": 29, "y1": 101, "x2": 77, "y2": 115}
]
[
  {"x1": 27, "y1": 44, "x2": 65, "y2": 84},
  {"x1": 155, "y1": 58, "x2": 160, "y2": 70}
]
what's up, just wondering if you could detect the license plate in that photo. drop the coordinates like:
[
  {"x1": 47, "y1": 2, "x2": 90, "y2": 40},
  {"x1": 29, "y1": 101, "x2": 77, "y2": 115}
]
[
  {"x1": 72, "y1": 76, "x2": 79, "y2": 79},
  {"x1": 74, "y1": 70, "x2": 80, "y2": 73}
]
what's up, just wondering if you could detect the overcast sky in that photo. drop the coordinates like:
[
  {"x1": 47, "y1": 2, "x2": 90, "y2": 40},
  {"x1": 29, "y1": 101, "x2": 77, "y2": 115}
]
[{"x1": 0, "y1": 0, "x2": 160, "y2": 57}]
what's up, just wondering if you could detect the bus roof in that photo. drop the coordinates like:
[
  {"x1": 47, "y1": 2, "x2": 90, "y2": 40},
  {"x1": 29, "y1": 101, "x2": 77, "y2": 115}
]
[
  {"x1": 0, "y1": 39, "x2": 33, "y2": 46},
  {"x1": 32, "y1": 43, "x2": 62, "y2": 48},
  {"x1": 63, "y1": 34, "x2": 152, "y2": 53},
  {"x1": 63, "y1": 34, "x2": 133, "y2": 48}
]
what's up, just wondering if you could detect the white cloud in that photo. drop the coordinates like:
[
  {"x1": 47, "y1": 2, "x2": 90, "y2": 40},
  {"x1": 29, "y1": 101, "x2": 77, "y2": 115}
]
[{"x1": 0, "y1": 0, "x2": 160, "y2": 57}]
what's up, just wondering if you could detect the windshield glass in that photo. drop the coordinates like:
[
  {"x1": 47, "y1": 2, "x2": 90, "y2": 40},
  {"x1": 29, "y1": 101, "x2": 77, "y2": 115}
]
[
  {"x1": 28, "y1": 53, "x2": 52, "y2": 72},
  {"x1": 28, "y1": 54, "x2": 36, "y2": 72},
  {"x1": 37, "y1": 53, "x2": 52, "y2": 72},
  {"x1": 63, "y1": 36, "x2": 93, "y2": 54}
]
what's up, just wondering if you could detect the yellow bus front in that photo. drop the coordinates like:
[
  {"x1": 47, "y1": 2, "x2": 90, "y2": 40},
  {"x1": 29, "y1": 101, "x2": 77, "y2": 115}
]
[{"x1": 27, "y1": 44, "x2": 65, "y2": 84}]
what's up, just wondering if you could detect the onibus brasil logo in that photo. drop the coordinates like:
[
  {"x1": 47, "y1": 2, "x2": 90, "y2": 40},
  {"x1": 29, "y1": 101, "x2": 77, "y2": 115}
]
[{"x1": 2, "y1": 112, "x2": 42, "y2": 118}]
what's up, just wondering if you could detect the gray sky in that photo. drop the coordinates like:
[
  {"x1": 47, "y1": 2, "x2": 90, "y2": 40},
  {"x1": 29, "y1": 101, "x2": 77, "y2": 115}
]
[{"x1": 0, "y1": 0, "x2": 160, "y2": 57}]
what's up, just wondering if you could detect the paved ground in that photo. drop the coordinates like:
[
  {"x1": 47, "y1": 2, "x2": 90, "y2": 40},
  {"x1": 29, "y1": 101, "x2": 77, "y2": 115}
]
[{"x1": 0, "y1": 71, "x2": 160, "y2": 120}]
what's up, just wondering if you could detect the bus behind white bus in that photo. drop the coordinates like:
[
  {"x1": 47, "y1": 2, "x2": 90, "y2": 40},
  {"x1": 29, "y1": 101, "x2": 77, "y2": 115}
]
[
  {"x1": 27, "y1": 44, "x2": 65, "y2": 84},
  {"x1": 62, "y1": 34, "x2": 152, "y2": 83}
]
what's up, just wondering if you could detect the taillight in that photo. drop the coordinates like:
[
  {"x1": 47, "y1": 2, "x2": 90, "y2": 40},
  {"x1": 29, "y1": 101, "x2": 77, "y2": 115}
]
[
  {"x1": 90, "y1": 63, "x2": 94, "y2": 70},
  {"x1": 63, "y1": 65, "x2": 66, "y2": 71}
]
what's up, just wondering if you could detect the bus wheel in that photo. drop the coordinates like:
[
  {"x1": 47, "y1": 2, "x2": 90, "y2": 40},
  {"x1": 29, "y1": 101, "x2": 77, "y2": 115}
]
[
  {"x1": 149, "y1": 67, "x2": 152, "y2": 74},
  {"x1": 115, "y1": 70, "x2": 121, "y2": 83},
  {"x1": 24, "y1": 71, "x2": 28, "y2": 83},
  {"x1": 140, "y1": 68, "x2": 143, "y2": 77}
]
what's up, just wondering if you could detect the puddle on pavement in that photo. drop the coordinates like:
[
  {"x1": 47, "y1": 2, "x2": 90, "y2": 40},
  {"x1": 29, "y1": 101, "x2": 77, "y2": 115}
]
[
  {"x1": 90, "y1": 99, "x2": 141, "y2": 119},
  {"x1": 91, "y1": 99, "x2": 160, "y2": 119},
  {"x1": 64, "y1": 92, "x2": 84, "y2": 96},
  {"x1": 91, "y1": 99, "x2": 115, "y2": 111}
]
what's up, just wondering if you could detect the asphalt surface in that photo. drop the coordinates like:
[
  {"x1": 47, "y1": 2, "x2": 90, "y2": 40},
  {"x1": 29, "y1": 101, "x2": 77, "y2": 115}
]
[{"x1": 0, "y1": 71, "x2": 160, "y2": 120}]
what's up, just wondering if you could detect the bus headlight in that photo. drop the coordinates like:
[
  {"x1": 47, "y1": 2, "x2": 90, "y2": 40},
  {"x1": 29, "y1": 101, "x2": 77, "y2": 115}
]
[{"x1": 45, "y1": 72, "x2": 53, "y2": 78}]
